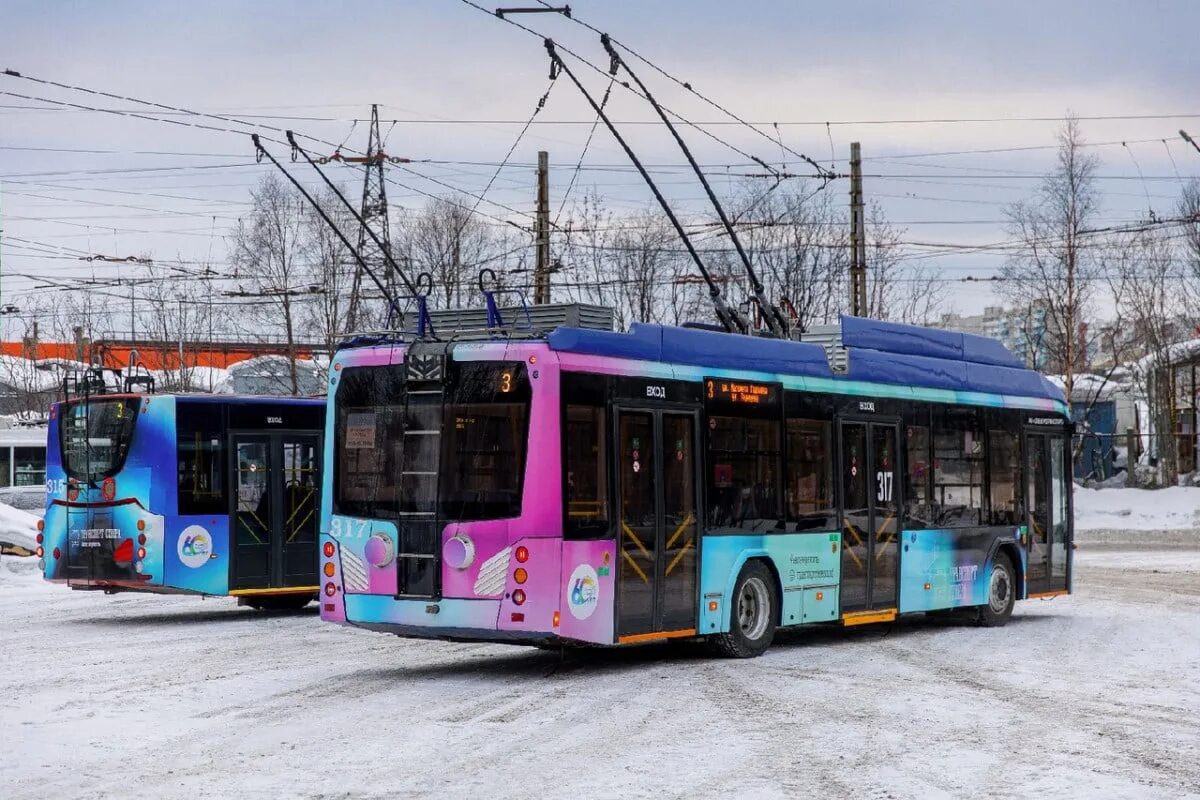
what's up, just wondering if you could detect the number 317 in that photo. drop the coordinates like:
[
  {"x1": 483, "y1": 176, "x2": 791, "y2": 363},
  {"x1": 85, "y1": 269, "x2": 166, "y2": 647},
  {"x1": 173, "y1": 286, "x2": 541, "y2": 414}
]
[{"x1": 876, "y1": 471, "x2": 893, "y2": 503}]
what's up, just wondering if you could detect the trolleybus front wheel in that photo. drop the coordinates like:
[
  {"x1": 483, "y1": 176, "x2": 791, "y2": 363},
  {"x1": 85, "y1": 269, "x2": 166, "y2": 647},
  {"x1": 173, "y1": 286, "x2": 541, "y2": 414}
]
[
  {"x1": 713, "y1": 561, "x2": 777, "y2": 658},
  {"x1": 977, "y1": 553, "x2": 1015, "y2": 627}
]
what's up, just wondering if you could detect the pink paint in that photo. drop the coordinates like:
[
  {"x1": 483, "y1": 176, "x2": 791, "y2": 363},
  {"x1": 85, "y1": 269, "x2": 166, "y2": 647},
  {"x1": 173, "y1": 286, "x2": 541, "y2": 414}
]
[
  {"x1": 557, "y1": 539, "x2": 616, "y2": 645},
  {"x1": 496, "y1": 536, "x2": 562, "y2": 633},
  {"x1": 363, "y1": 534, "x2": 391, "y2": 567}
]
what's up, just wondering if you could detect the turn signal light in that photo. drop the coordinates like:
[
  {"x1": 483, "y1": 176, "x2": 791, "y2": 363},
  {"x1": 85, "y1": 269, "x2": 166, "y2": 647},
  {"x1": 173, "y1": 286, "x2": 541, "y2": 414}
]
[
  {"x1": 708, "y1": 600, "x2": 718, "y2": 612},
  {"x1": 37, "y1": 520, "x2": 44, "y2": 532},
  {"x1": 324, "y1": 562, "x2": 336, "y2": 577},
  {"x1": 323, "y1": 541, "x2": 336, "y2": 558},
  {"x1": 513, "y1": 568, "x2": 528, "y2": 584},
  {"x1": 512, "y1": 589, "x2": 526, "y2": 606},
  {"x1": 924, "y1": 583, "x2": 932, "y2": 591},
  {"x1": 514, "y1": 546, "x2": 529, "y2": 563},
  {"x1": 324, "y1": 582, "x2": 337, "y2": 597},
  {"x1": 816, "y1": 592, "x2": 824, "y2": 601},
  {"x1": 553, "y1": 610, "x2": 560, "y2": 627},
  {"x1": 136, "y1": 519, "x2": 146, "y2": 531},
  {"x1": 101, "y1": 477, "x2": 116, "y2": 501}
]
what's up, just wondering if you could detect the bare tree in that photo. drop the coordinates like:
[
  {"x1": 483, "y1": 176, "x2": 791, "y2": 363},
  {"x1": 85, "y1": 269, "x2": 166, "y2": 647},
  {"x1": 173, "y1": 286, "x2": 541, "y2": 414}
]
[
  {"x1": 229, "y1": 174, "x2": 310, "y2": 395},
  {"x1": 139, "y1": 261, "x2": 220, "y2": 392},
  {"x1": 1000, "y1": 115, "x2": 1100, "y2": 399},
  {"x1": 399, "y1": 197, "x2": 524, "y2": 309},
  {"x1": 299, "y1": 189, "x2": 358, "y2": 353},
  {"x1": 862, "y1": 202, "x2": 948, "y2": 326},
  {"x1": 737, "y1": 184, "x2": 847, "y2": 332}
]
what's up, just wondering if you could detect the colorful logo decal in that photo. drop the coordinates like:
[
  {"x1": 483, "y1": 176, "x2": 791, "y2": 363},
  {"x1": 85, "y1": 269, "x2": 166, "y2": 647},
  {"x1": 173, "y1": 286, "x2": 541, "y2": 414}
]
[
  {"x1": 177, "y1": 525, "x2": 212, "y2": 569},
  {"x1": 567, "y1": 564, "x2": 599, "y2": 620}
]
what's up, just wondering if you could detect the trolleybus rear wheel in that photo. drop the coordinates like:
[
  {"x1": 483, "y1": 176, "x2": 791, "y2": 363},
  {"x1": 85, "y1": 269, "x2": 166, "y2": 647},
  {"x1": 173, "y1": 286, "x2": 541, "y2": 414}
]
[
  {"x1": 978, "y1": 553, "x2": 1015, "y2": 627},
  {"x1": 713, "y1": 561, "x2": 777, "y2": 658}
]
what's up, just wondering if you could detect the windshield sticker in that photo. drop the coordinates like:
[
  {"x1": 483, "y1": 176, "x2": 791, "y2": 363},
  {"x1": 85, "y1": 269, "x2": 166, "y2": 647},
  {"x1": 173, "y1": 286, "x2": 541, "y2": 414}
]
[{"x1": 345, "y1": 412, "x2": 376, "y2": 449}]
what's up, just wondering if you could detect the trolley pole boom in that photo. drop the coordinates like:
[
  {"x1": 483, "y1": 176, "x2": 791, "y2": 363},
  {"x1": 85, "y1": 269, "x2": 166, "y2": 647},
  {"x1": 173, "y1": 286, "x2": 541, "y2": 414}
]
[
  {"x1": 544, "y1": 38, "x2": 747, "y2": 335},
  {"x1": 600, "y1": 34, "x2": 788, "y2": 338}
]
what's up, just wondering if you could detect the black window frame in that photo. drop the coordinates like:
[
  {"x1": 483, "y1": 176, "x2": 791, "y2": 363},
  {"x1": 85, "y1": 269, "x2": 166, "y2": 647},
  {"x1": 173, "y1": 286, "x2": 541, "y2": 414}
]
[{"x1": 176, "y1": 401, "x2": 229, "y2": 516}]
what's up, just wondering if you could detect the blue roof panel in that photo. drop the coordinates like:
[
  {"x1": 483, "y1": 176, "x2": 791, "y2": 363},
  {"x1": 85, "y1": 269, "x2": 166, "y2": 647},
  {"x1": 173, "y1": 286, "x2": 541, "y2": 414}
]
[
  {"x1": 960, "y1": 332, "x2": 1026, "y2": 369},
  {"x1": 548, "y1": 321, "x2": 1062, "y2": 405},
  {"x1": 659, "y1": 324, "x2": 832, "y2": 378},
  {"x1": 847, "y1": 348, "x2": 969, "y2": 391},
  {"x1": 841, "y1": 315, "x2": 964, "y2": 361}
]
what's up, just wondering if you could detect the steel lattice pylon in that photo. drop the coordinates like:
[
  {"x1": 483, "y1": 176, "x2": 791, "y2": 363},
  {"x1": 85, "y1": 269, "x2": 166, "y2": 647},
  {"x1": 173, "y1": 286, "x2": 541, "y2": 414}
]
[{"x1": 346, "y1": 104, "x2": 393, "y2": 330}]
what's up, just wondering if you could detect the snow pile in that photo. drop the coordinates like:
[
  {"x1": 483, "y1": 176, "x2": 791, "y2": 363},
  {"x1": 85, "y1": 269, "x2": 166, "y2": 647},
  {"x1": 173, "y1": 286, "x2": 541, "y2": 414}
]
[
  {"x1": 1074, "y1": 485, "x2": 1200, "y2": 531},
  {"x1": 0, "y1": 501, "x2": 40, "y2": 555}
]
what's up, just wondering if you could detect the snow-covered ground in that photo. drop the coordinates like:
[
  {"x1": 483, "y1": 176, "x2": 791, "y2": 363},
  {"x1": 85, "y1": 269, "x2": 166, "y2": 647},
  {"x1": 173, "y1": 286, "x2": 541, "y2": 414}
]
[{"x1": 1, "y1": 547, "x2": 1198, "y2": 800}]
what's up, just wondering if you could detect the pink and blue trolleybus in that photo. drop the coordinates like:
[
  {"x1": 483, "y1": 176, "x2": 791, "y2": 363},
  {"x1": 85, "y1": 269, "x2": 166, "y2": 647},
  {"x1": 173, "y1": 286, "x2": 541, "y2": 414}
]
[
  {"x1": 319, "y1": 309, "x2": 1072, "y2": 656},
  {"x1": 41, "y1": 385, "x2": 326, "y2": 610}
]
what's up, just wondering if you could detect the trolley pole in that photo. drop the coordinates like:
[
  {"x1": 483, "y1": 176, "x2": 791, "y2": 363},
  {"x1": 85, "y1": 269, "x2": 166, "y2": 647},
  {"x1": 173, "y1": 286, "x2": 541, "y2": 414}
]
[
  {"x1": 533, "y1": 150, "x2": 551, "y2": 304},
  {"x1": 849, "y1": 141, "x2": 867, "y2": 317}
]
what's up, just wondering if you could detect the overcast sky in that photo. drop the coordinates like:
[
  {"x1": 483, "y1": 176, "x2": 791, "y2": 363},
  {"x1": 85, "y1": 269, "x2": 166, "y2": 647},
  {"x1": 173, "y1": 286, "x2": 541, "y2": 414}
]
[{"x1": 1, "y1": 0, "x2": 1197, "y2": 329}]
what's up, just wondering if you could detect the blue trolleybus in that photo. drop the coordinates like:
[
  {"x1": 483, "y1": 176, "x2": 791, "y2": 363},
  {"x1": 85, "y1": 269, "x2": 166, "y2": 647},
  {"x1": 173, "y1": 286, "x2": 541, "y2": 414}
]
[
  {"x1": 40, "y1": 391, "x2": 325, "y2": 610},
  {"x1": 318, "y1": 309, "x2": 1073, "y2": 655}
]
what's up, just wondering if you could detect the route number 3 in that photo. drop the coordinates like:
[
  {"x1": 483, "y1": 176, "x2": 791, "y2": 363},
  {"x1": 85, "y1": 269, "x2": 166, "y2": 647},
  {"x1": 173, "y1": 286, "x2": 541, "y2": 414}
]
[{"x1": 876, "y1": 471, "x2": 893, "y2": 503}]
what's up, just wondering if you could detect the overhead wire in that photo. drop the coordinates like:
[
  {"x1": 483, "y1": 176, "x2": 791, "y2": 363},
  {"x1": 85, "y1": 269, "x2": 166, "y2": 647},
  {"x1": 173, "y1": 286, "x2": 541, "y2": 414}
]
[{"x1": 533, "y1": 0, "x2": 834, "y2": 179}]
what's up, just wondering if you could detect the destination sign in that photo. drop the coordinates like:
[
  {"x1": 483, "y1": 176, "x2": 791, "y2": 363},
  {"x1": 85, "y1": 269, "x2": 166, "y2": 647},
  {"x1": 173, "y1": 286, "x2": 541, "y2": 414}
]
[{"x1": 705, "y1": 378, "x2": 779, "y2": 407}]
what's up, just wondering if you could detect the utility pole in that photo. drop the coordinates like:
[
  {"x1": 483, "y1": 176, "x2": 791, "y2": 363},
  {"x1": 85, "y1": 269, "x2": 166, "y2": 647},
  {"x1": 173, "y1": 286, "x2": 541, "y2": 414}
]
[
  {"x1": 848, "y1": 141, "x2": 867, "y2": 317},
  {"x1": 533, "y1": 150, "x2": 551, "y2": 304},
  {"x1": 346, "y1": 104, "x2": 393, "y2": 330}
]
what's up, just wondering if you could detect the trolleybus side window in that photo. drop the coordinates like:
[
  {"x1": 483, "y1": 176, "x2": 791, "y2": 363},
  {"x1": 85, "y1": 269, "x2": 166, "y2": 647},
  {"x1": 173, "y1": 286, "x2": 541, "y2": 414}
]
[
  {"x1": 706, "y1": 414, "x2": 782, "y2": 533},
  {"x1": 60, "y1": 397, "x2": 142, "y2": 483},
  {"x1": 932, "y1": 405, "x2": 986, "y2": 527},
  {"x1": 564, "y1": 403, "x2": 610, "y2": 538},
  {"x1": 904, "y1": 405, "x2": 933, "y2": 529},
  {"x1": 784, "y1": 418, "x2": 836, "y2": 531},
  {"x1": 988, "y1": 411, "x2": 1024, "y2": 526},
  {"x1": 177, "y1": 403, "x2": 227, "y2": 515}
]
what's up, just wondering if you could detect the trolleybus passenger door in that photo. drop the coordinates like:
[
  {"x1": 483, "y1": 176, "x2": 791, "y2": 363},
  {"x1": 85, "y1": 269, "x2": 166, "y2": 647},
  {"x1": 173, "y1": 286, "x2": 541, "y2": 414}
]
[
  {"x1": 615, "y1": 409, "x2": 699, "y2": 639},
  {"x1": 1025, "y1": 432, "x2": 1070, "y2": 595},
  {"x1": 279, "y1": 435, "x2": 320, "y2": 587},
  {"x1": 232, "y1": 434, "x2": 273, "y2": 589},
  {"x1": 838, "y1": 420, "x2": 901, "y2": 612},
  {"x1": 231, "y1": 432, "x2": 321, "y2": 590}
]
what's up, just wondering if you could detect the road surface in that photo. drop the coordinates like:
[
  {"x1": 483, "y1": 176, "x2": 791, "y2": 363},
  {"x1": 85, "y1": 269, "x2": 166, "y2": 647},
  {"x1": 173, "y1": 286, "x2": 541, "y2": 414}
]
[{"x1": 1, "y1": 548, "x2": 1197, "y2": 800}]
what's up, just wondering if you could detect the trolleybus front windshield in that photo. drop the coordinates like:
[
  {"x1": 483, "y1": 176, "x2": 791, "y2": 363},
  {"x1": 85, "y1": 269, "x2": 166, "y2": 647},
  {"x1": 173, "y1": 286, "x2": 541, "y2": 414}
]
[
  {"x1": 59, "y1": 398, "x2": 142, "y2": 484},
  {"x1": 334, "y1": 361, "x2": 530, "y2": 522}
]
